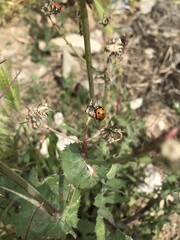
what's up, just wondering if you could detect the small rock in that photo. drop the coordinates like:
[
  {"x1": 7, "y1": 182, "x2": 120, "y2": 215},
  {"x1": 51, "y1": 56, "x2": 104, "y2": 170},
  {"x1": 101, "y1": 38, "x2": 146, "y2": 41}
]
[
  {"x1": 38, "y1": 41, "x2": 46, "y2": 51},
  {"x1": 140, "y1": 0, "x2": 156, "y2": 14},
  {"x1": 138, "y1": 164, "x2": 162, "y2": 193},
  {"x1": 130, "y1": 98, "x2": 143, "y2": 110},
  {"x1": 53, "y1": 112, "x2": 64, "y2": 126},
  {"x1": 40, "y1": 138, "x2": 49, "y2": 157},
  {"x1": 51, "y1": 34, "x2": 102, "y2": 55}
]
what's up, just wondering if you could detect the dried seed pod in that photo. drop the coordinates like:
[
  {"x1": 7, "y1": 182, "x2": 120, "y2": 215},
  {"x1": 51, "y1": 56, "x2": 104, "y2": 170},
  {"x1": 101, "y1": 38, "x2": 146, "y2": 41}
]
[
  {"x1": 100, "y1": 120, "x2": 125, "y2": 143},
  {"x1": 23, "y1": 100, "x2": 53, "y2": 129},
  {"x1": 99, "y1": 15, "x2": 111, "y2": 27},
  {"x1": 105, "y1": 37, "x2": 124, "y2": 58}
]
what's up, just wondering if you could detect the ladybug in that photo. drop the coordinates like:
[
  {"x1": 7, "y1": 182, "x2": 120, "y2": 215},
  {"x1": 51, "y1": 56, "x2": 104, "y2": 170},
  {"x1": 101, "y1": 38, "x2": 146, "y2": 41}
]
[
  {"x1": 95, "y1": 107, "x2": 106, "y2": 121},
  {"x1": 53, "y1": 3, "x2": 62, "y2": 14}
]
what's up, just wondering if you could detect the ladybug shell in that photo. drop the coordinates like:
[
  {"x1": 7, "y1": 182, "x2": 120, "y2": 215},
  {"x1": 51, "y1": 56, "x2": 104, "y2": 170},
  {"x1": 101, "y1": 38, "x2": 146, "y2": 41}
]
[
  {"x1": 95, "y1": 107, "x2": 106, "y2": 121},
  {"x1": 53, "y1": 3, "x2": 62, "y2": 14}
]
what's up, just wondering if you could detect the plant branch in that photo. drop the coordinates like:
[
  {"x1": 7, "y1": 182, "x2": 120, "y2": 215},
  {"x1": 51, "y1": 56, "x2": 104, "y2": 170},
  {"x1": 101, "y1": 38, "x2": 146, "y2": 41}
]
[
  {"x1": 0, "y1": 161, "x2": 59, "y2": 217},
  {"x1": 48, "y1": 16, "x2": 85, "y2": 64},
  {"x1": 122, "y1": 196, "x2": 161, "y2": 225},
  {"x1": 44, "y1": 124, "x2": 82, "y2": 143},
  {"x1": 78, "y1": 0, "x2": 94, "y2": 98},
  {"x1": 86, "y1": 137, "x2": 162, "y2": 165}
]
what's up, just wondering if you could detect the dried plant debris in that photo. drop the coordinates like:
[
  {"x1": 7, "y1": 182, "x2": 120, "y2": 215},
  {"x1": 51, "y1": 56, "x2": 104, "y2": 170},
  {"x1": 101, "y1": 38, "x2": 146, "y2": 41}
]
[
  {"x1": 105, "y1": 33, "x2": 133, "y2": 60},
  {"x1": 100, "y1": 119, "x2": 125, "y2": 143},
  {"x1": 22, "y1": 100, "x2": 53, "y2": 129},
  {"x1": 105, "y1": 37, "x2": 124, "y2": 58},
  {"x1": 99, "y1": 15, "x2": 111, "y2": 27}
]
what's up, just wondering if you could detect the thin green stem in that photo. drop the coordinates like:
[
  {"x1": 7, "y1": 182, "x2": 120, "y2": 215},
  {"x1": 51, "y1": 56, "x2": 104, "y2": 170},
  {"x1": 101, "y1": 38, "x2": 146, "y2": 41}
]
[
  {"x1": 0, "y1": 161, "x2": 59, "y2": 216},
  {"x1": 86, "y1": 138, "x2": 162, "y2": 165},
  {"x1": 102, "y1": 80, "x2": 108, "y2": 107},
  {"x1": 78, "y1": 0, "x2": 94, "y2": 98},
  {"x1": 49, "y1": 16, "x2": 85, "y2": 64}
]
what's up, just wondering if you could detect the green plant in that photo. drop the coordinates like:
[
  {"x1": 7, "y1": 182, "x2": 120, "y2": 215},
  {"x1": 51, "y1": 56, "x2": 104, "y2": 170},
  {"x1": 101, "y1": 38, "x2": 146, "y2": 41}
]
[{"x1": 0, "y1": 1, "x2": 179, "y2": 240}]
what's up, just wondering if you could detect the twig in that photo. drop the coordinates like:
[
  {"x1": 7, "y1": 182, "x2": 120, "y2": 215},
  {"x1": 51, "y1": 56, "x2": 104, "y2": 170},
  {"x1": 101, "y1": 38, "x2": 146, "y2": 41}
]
[
  {"x1": 122, "y1": 196, "x2": 161, "y2": 225},
  {"x1": 44, "y1": 124, "x2": 82, "y2": 143},
  {"x1": 48, "y1": 16, "x2": 85, "y2": 64},
  {"x1": 0, "y1": 59, "x2": 7, "y2": 64},
  {"x1": 0, "y1": 70, "x2": 21, "y2": 101},
  {"x1": 78, "y1": 0, "x2": 94, "y2": 98}
]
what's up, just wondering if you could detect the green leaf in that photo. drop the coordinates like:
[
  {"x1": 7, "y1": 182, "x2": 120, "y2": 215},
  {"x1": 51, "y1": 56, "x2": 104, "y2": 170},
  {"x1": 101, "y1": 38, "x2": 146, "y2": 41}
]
[
  {"x1": 98, "y1": 206, "x2": 115, "y2": 227},
  {"x1": 36, "y1": 174, "x2": 60, "y2": 207},
  {"x1": 94, "y1": 193, "x2": 105, "y2": 208},
  {"x1": 61, "y1": 188, "x2": 81, "y2": 228},
  {"x1": 107, "y1": 229, "x2": 133, "y2": 240},
  {"x1": 107, "y1": 164, "x2": 121, "y2": 179},
  {"x1": 61, "y1": 143, "x2": 99, "y2": 189},
  {"x1": 105, "y1": 179, "x2": 126, "y2": 190},
  {"x1": 103, "y1": 194, "x2": 128, "y2": 204},
  {"x1": 78, "y1": 218, "x2": 95, "y2": 239},
  {"x1": 139, "y1": 156, "x2": 151, "y2": 164},
  {"x1": 95, "y1": 215, "x2": 106, "y2": 240}
]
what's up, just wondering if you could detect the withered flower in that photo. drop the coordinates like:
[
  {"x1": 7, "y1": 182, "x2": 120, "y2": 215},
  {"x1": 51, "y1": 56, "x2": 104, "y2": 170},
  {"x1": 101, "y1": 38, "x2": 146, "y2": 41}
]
[
  {"x1": 100, "y1": 120, "x2": 125, "y2": 143},
  {"x1": 23, "y1": 100, "x2": 53, "y2": 129}
]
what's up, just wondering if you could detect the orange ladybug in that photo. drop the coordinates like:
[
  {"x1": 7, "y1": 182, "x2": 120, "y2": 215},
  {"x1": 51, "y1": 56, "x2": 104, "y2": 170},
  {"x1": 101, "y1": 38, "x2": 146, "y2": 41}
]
[
  {"x1": 53, "y1": 3, "x2": 62, "y2": 14},
  {"x1": 95, "y1": 107, "x2": 106, "y2": 121}
]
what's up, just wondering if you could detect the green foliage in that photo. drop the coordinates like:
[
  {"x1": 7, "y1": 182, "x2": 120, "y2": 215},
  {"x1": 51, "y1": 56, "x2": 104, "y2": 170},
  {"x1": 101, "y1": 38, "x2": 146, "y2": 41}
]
[
  {"x1": 61, "y1": 143, "x2": 99, "y2": 189},
  {"x1": 0, "y1": 115, "x2": 16, "y2": 160},
  {"x1": 0, "y1": 61, "x2": 20, "y2": 111},
  {"x1": 0, "y1": 1, "x2": 179, "y2": 239}
]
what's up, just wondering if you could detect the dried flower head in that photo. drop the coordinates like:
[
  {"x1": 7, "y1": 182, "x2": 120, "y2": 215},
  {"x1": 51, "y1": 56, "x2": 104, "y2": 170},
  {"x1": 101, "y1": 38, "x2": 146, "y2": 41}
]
[
  {"x1": 23, "y1": 100, "x2": 53, "y2": 129},
  {"x1": 105, "y1": 37, "x2": 123, "y2": 58},
  {"x1": 105, "y1": 33, "x2": 133, "y2": 60},
  {"x1": 100, "y1": 120, "x2": 125, "y2": 143}
]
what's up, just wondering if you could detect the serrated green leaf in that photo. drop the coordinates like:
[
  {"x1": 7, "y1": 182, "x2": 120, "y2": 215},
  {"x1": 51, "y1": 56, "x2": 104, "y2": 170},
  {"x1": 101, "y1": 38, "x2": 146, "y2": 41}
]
[
  {"x1": 61, "y1": 143, "x2": 99, "y2": 189},
  {"x1": 105, "y1": 179, "x2": 126, "y2": 190},
  {"x1": 36, "y1": 174, "x2": 60, "y2": 207},
  {"x1": 78, "y1": 218, "x2": 95, "y2": 239},
  {"x1": 107, "y1": 229, "x2": 133, "y2": 240},
  {"x1": 103, "y1": 194, "x2": 128, "y2": 204},
  {"x1": 95, "y1": 215, "x2": 106, "y2": 240},
  {"x1": 98, "y1": 206, "x2": 115, "y2": 227},
  {"x1": 107, "y1": 164, "x2": 121, "y2": 179},
  {"x1": 94, "y1": 193, "x2": 104, "y2": 208},
  {"x1": 61, "y1": 188, "x2": 81, "y2": 228}
]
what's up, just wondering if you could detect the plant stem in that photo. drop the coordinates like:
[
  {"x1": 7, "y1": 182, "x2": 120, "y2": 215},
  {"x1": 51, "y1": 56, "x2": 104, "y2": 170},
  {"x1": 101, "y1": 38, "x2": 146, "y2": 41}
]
[
  {"x1": 44, "y1": 124, "x2": 82, "y2": 143},
  {"x1": 122, "y1": 196, "x2": 161, "y2": 225},
  {"x1": 48, "y1": 16, "x2": 85, "y2": 64},
  {"x1": 86, "y1": 138, "x2": 162, "y2": 165},
  {"x1": 0, "y1": 161, "x2": 59, "y2": 216},
  {"x1": 78, "y1": 0, "x2": 94, "y2": 98},
  {"x1": 102, "y1": 79, "x2": 108, "y2": 107}
]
